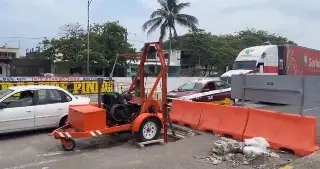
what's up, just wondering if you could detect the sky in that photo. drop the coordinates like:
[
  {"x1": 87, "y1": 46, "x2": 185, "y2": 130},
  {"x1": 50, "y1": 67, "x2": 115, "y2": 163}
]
[{"x1": 1, "y1": 0, "x2": 320, "y2": 56}]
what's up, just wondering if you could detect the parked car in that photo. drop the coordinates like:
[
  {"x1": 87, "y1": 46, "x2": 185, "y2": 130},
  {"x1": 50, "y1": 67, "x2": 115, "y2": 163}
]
[
  {"x1": 167, "y1": 78, "x2": 234, "y2": 105},
  {"x1": 0, "y1": 85, "x2": 90, "y2": 134}
]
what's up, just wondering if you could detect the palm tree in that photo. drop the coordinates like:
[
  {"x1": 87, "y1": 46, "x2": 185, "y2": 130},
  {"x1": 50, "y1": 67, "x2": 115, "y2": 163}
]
[{"x1": 142, "y1": 0, "x2": 198, "y2": 66}]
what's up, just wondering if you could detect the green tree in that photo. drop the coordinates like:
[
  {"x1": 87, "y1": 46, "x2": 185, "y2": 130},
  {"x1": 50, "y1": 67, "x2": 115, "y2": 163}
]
[
  {"x1": 236, "y1": 28, "x2": 297, "y2": 48},
  {"x1": 213, "y1": 35, "x2": 241, "y2": 74},
  {"x1": 172, "y1": 29, "x2": 218, "y2": 76},
  {"x1": 90, "y1": 21, "x2": 134, "y2": 70},
  {"x1": 142, "y1": 0, "x2": 198, "y2": 66},
  {"x1": 162, "y1": 28, "x2": 297, "y2": 75},
  {"x1": 161, "y1": 29, "x2": 230, "y2": 75},
  {"x1": 39, "y1": 21, "x2": 135, "y2": 75},
  {"x1": 38, "y1": 38, "x2": 59, "y2": 61}
]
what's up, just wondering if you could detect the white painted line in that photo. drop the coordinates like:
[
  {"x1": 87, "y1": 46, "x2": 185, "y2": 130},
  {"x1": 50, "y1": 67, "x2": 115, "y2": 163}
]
[
  {"x1": 96, "y1": 130, "x2": 102, "y2": 135},
  {"x1": 58, "y1": 132, "x2": 65, "y2": 138},
  {"x1": 89, "y1": 131, "x2": 96, "y2": 137},
  {"x1": 37, "y1": 151, "x2": 64, "y2": 157},
  {"x1": 303, "y1": 107, "x2": 320, "y2": 112},
  {"x1": 65, "y1": 132, "x2": 72, "y2": 138},
  {"x1": 3, "y1": 160, "x2": 57, "y2": 169}
]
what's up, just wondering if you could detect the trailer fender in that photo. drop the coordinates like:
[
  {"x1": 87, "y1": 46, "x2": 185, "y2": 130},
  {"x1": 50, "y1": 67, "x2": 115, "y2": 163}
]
[
  {"x1": 141, "y1": 100, "x2": 161, "y2": 113},
  {"x1": 132, "y1": 113, "x2": 162, "y2": 132}
]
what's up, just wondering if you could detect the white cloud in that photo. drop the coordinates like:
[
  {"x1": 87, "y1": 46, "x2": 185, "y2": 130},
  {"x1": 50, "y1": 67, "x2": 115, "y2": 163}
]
[
  {"x1": 1, "y1": 0, "x2": 320, "y2": 54},
  {"x1": 1, "y1": 0, "x2": 87, "y2": 38},
  {"x1": 136, "y1": 0, "x2": 320, "y2": 49},
  {"x1": 0, "y1": 0, "x2": 89, "y2": 53}
]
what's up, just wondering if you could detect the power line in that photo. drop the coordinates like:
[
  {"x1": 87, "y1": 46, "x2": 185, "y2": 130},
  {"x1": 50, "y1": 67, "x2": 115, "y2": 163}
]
[
  {"x1": 127, "y1": 38, "x2": 146, "y2": 43},
  {"x1": 0, "y1": 36, "x2": 147, "y2": 44},
  {"x1": 0, "y1": 36, "x2": 51, "y2": 40}
]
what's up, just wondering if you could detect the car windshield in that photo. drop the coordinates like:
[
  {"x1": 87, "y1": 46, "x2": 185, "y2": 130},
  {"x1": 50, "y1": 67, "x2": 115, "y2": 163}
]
[
  {"x1": 215, "y1": 81, "x2": 231, "y2": 89},
  {"x1": 0, "y1": 89, "x2": 14, "y2": 99},
  {"x1": 233, "y1": 61, "x2": 257, "y2": 70},
  {"x1": 178, "y1": 81, "x2": 203, "y2": 91}
]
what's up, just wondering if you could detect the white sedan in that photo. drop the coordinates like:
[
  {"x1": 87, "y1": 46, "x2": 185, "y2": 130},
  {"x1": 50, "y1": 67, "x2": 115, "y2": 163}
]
[{"x1": 0, "y1": 85, "x2": 90, "y2": 134}]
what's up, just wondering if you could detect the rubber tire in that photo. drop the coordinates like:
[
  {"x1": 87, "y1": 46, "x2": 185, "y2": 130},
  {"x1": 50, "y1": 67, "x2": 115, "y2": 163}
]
[
  {"x1": 229, "y1": 99, "x2": 236, "y2": 106},
  {"x1": 134, "y1": 118, "x2": 161, "y2": 143},
  {"x1": 59, "y1": 116, "x2": 68, "y2": 128},
  {"x1": 61, "y1": 138, "x2": 76, "y2": 151}
]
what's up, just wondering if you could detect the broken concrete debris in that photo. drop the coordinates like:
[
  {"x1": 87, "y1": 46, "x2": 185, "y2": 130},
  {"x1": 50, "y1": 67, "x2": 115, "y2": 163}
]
[
  {"x1": 212, "y1": 137, "x2": 245, "y2": 155},
  {"x1": 186, "y1": 130, "x2": 196, "y2": 137},
  {"x1": 197, "y1": 137, "x2": 288, "y2": 168}
]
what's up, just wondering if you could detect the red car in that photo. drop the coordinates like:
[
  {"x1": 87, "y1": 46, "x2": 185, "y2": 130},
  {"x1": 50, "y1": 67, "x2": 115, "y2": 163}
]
[{"x1": 167, "y1": 78, "x2": 234, "y2": 105}]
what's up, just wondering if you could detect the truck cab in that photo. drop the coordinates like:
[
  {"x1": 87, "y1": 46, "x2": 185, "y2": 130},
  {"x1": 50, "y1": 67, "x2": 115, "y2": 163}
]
[{"x1": 220, "y1": 45, "x2": 279, "y2": 83}]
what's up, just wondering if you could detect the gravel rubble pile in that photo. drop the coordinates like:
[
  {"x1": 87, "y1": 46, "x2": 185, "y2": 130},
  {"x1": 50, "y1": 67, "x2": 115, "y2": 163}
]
[{"x1": 195, "y1": 137, "x2": 298, "y2": 169}]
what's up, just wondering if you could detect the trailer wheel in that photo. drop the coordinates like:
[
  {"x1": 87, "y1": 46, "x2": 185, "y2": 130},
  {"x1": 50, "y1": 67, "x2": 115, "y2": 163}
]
[
  {"x1": 61, "y1": 138, "x2": 76, "y2": 151},
  {"x1": 135, "y1": 118, "x2": 161, "y2": 142}
]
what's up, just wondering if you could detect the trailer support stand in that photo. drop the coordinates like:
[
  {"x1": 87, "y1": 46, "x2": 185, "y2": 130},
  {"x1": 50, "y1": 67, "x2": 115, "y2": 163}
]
[{"x1": 135, "y1": 139, "x2": 165, "y2": 149}]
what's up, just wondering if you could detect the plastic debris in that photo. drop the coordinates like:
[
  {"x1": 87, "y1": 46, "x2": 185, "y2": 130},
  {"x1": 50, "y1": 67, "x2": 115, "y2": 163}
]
[{"x1": 244, "y1": 137, "x2": 270, "y2": 150}]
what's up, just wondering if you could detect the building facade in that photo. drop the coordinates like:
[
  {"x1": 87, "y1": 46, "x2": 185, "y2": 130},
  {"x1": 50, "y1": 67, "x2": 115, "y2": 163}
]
[
  {"x1": 0, "y1": 46, "x2": 20, "y2": 77},
  {"x1": 126, "y1": 50, "x2": 182, "y2": 77},
  {"x1": 0, "y1": 47, "x2": 52, "y2": 77},
  {"x1": 10, "y1": 59, "x2": 51, "y2": 76}
]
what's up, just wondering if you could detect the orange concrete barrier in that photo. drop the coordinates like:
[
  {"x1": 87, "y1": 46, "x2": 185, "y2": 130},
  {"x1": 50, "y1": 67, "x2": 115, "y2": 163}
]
[
  {"x1": 169, "y1": 100, "x2": 202, "y2": 129},
  {"x1": 169, "y1": 100, "x2": 185, "y2": 123},
  {"x1": 197, "y1": 103, "x2": 249, "y2": 140},
  {"x1": 243, "y1": 108, "x2": 319, "y2": 157}
]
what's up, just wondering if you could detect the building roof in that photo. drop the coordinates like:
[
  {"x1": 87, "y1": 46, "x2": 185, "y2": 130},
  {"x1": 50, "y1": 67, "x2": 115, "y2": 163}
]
[
  {"x1": 190, "y1": 78, "x2": 221, "y2": 84},
  {"x1": 0, "y1": 46, "x2": 19, "y2": 50}
]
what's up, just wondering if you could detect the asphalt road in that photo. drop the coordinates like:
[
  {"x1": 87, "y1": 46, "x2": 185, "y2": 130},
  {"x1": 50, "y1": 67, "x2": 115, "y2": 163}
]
[
  {"x1": 284, "y1": 150, "x2": 320, "y2": 169},
  {"x1": 0, "y1": 129, "x2": 233, "y2": 169},
  {"x1": 0, "y1": 127, "x2": 296, "y2": 169}
]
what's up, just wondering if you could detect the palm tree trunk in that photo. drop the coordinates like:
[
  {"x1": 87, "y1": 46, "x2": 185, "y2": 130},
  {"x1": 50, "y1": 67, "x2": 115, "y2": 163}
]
[{"x1": 167, "y1": 28, "x2": 172, "y2": 77}]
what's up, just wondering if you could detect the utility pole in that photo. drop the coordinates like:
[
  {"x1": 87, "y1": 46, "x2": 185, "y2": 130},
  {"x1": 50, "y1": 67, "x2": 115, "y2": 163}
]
[
  {"x1": 4, "y1": 43, "x2": 8, "y2": 58},
  {"x1": 87, "y1": 0, "x2": 93, "y2": 75},
  {"x1": 4, "y1": 43, "x2": 8, "y2": 76},
  {"x1": 110, "y1": 29, "x2": 128, "y2": 78}
]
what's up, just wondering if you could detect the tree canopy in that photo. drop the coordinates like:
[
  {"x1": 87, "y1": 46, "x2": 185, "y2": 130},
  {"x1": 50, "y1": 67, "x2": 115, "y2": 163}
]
[
  {"x1": 37, "y1": 21, "x2": 136, "y2": 74},
  {"x1": 163, "y1": 28, "x2": 297, "y2": 75},
  {"x1": 142, "y1": 0, "x2": 198, "y2": 42},
  {"x1": 35, "y1": 20, "x2": 297, "y2": 77}
]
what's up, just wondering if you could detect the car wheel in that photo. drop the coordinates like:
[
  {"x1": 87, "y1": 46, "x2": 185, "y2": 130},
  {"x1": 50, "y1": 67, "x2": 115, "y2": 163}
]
[
  {"x1": 59, "y1": 116, "x2": 68, "y2": 128},
  {"x1": 229, "y1": 99, "x2": 236, "y2": 106},
  {"x1": 134, "y1": 118, "x2": 161, "y2": 142}
]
